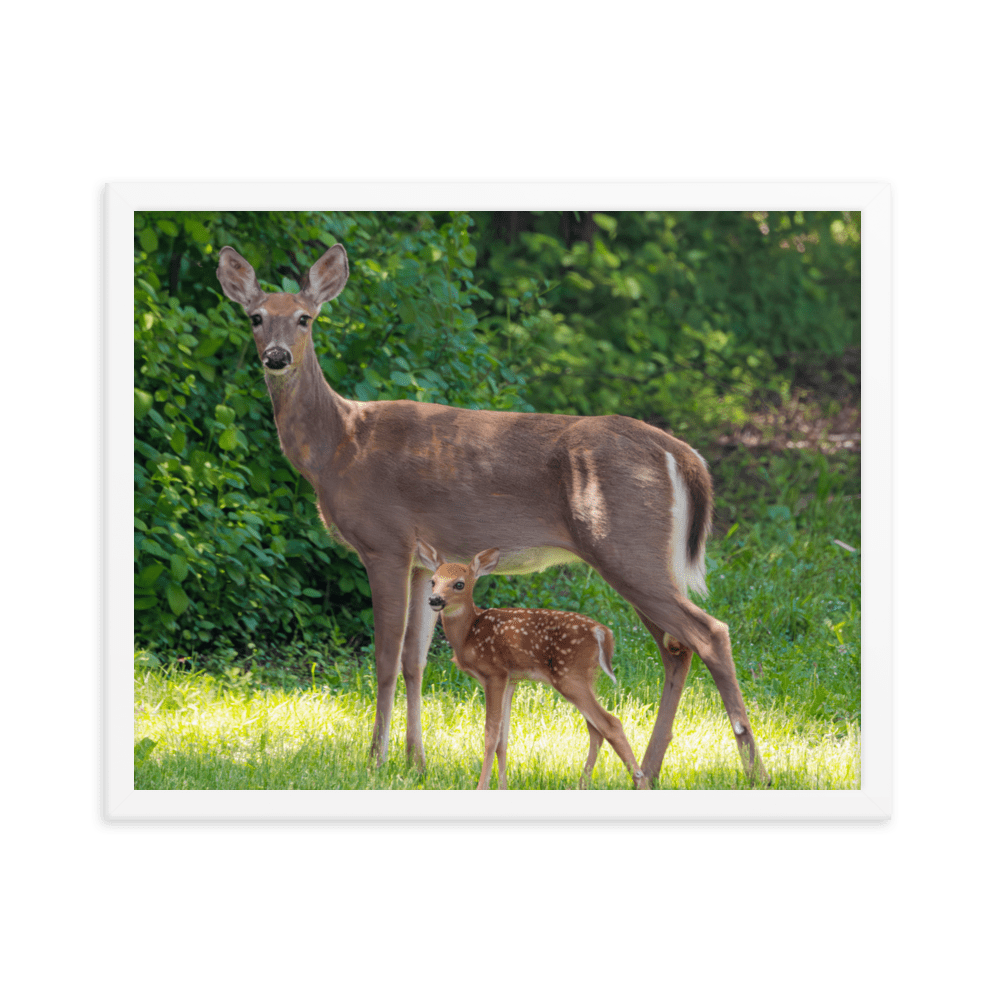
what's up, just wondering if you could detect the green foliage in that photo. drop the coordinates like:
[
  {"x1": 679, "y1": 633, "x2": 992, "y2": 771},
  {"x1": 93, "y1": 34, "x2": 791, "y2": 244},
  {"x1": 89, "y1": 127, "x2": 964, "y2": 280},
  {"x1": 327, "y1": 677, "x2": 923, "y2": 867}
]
[
  {"x1": 703, "y1": 492, "x2": 861, "y2": 725},
  {"x1": 469, "y1": 210, "x2": 860, "y2": 437},
  {"x1": 134, "y1": 211, "x2": 530, "y2": 652},
  {"x1": 134, "y1": 208, "x2": 860, "y2": 656},
  {"x1": 709, "y1": 444, "x2": 860, "y2": 531}
]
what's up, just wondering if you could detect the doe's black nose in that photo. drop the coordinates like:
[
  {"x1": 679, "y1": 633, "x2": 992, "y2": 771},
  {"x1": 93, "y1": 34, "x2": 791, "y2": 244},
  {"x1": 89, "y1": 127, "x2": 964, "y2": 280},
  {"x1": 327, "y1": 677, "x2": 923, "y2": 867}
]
[
  {"x1": 428, "y1": 596, "x2": 445, "y2": 610},
  {"x1": 263, "y1": 346, "x2": 292, "y2": 370}
]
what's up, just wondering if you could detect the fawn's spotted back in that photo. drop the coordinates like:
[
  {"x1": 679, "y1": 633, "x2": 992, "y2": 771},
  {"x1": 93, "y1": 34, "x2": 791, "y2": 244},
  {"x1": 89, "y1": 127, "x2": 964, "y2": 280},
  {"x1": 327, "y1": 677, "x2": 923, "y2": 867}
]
[{"x1": 466, "y1": 608, "x2": 614, "y2": 682}]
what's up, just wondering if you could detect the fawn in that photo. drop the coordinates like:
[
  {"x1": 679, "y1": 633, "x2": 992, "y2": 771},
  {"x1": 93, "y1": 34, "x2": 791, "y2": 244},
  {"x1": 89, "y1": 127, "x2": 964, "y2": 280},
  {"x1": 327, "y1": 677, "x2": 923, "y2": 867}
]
[{"x1": 416, "y1": 541, "x2": 649, "y2": 791}]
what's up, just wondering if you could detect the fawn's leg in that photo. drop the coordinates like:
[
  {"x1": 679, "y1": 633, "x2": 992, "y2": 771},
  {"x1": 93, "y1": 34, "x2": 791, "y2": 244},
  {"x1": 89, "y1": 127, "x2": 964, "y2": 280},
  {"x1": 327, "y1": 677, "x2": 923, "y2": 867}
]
[
  {"x1": 557, "y1": 674, "x2": 648, "y2": 789},
  {"x1": 477, "y1": 677, "x2": 506, "y2": 790},
  {"x1": 578, "y1": 721, "x2": 604, "y2": 789},
  {"x1": 496, "y1": 681, "x2": 516, "y2": 790}
]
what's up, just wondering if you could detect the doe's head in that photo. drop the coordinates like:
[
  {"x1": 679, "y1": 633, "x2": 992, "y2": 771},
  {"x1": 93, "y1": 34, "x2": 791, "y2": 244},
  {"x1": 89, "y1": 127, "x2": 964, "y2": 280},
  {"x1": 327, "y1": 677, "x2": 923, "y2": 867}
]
[
  {"x1": 216, "y1": 244, "x2": 349, "y2": 375},
  {"x1": 415, "y1": 541, "x2": 501, "y2": 614}
]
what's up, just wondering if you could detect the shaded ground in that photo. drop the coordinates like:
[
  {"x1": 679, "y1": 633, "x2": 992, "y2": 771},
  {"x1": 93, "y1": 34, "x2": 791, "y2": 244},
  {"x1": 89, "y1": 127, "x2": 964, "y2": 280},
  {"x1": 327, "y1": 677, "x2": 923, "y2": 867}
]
[
  {"x1": 717, "y1": 348, "x2": 860, "y2": 456},
  {"x1": 695, "y1": 351, "x2": 861, "y2": 534}
]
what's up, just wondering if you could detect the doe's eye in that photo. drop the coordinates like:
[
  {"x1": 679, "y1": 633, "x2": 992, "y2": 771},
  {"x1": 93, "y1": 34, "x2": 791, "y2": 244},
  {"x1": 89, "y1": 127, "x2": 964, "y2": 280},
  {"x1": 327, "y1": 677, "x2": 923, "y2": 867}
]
[
  {"x1": 250, "y1": 314, "x2": 263, "y2": 327},
  {"x1": 454, "y1": 581, "x2": 465, "y2": 591},
  {"x1": 298, "y1": 315, "x2": 310, "y2": 327}
]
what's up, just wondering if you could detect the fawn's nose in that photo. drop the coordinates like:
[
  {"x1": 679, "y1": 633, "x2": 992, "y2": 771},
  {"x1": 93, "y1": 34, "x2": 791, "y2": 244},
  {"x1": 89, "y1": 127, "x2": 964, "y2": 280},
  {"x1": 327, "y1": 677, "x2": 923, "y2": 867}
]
[
  {"x1": 263, "y1": 346, "x2": 292, "y2": 370},
  {"x1": 428, "y1": 595, "x2": 445, "y2": 610}
]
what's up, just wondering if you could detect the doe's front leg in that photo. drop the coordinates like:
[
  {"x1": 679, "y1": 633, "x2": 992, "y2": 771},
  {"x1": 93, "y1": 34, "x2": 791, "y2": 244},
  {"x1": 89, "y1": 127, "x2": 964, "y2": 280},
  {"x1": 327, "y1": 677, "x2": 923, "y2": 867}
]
[
  {"x1": 400, "y1": 565, "x2": 436, "y2": 770},
  {"x1": 364, "y1": 555, "x2": 413, "y2": 764}
]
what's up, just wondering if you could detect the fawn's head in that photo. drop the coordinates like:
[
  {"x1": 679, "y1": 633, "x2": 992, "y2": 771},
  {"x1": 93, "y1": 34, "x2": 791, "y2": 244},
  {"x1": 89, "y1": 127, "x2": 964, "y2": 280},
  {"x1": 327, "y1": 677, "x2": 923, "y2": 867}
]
[
  {"x1": 216, "y1": 245, "x2": 349, "y2": 376},
  {"x1": 416, "y1": 541, "x2": 501, "y2": 616}
]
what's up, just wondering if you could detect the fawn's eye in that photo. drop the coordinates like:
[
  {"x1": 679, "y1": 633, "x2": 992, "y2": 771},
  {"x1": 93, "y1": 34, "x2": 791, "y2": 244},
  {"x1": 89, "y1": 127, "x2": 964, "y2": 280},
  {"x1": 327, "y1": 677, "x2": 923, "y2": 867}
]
[
  {"x1": 454, "y1": 581, "x2": 465, "y2": 591},
  {"x1": 298, "y1": 315, "x2": 310, "y2": 327},
  {"x1": 251, "y1": 314, "x2": 263, "y2": 327}
]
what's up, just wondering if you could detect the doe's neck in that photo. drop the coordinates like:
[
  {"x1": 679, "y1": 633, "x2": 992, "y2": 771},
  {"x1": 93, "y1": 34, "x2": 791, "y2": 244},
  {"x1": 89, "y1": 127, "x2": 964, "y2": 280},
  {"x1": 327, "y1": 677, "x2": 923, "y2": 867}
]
[
  {"x1": 265, "y1": 342, "x2": 334, "y2": 417},
  {"x1": 264, "y1": 343, "x2": 353, "y2": 473}
]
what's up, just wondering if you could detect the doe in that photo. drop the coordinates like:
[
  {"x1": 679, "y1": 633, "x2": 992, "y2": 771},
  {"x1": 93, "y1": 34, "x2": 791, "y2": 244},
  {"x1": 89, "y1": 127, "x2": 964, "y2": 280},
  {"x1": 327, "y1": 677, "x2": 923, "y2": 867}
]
[
  {"x1": 216, "y1": 242, "x2": 768, "y2": 786},
  {"x1": 417, "y1": 541, "x2": 649, "y2": 791}
]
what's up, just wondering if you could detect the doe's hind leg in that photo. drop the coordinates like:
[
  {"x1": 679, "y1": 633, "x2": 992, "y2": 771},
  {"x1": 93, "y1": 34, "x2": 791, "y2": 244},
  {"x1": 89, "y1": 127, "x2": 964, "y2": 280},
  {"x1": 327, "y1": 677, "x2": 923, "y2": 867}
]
[
  {"x1": 636, "y1": 596, "x2": 769, "y2": 785},
  {"x1": 635, "y1": 610, "x2": 692, "y2": 786}
]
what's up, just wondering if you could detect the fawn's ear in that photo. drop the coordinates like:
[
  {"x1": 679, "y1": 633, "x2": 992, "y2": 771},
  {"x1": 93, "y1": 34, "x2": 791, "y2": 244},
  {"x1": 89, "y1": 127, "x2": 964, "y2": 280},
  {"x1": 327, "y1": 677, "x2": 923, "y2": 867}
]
[
  {"x1": 301, "y1": 244, "x2": 349, "y2": 306},
  {"x1": 217, "y1": 247, "x2": 265, "y2": 309},
  {"x1": 470, "y1": 548, "x2": 501, "y2": 579},
  {"x1": 415, "y1": 540, "x2": 442, "y2": 572}
]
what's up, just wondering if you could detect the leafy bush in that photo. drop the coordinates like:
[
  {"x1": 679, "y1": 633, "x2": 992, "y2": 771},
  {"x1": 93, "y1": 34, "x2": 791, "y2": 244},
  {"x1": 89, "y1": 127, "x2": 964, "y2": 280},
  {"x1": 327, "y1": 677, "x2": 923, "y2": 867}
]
[{"x1": 134, "y1": 211, "x2": 530, "y2": 652}]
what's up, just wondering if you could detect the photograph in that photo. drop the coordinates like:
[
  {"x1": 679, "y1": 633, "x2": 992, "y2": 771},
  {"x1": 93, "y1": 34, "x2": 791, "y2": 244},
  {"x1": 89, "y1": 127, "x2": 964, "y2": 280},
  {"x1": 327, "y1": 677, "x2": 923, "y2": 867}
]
[{"x1": 117, "y1": 191, "x2": 886, "y2": 817}]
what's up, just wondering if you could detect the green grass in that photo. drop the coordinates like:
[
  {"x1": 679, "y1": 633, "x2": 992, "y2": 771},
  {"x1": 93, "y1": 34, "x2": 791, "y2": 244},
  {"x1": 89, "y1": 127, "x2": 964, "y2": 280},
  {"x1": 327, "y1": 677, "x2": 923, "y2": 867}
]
[
  {"x1": 135, "y1": 446, "x2": 861, "y2": 791},
  {"x1": 134, "y1": 662, "x2": 857, "y2": 790}
]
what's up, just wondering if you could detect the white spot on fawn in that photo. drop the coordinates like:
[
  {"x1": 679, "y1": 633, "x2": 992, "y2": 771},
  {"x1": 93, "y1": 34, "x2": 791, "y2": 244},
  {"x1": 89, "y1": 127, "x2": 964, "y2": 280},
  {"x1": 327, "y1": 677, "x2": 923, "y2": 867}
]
[{"x1": 732, "y1": 719, "x2": 745, "y2": 735}]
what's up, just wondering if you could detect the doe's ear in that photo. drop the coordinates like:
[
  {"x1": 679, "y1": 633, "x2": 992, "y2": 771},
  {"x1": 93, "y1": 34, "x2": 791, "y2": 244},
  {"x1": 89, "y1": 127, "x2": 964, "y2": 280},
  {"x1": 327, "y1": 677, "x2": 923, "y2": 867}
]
[
  {"x1": 301, "y1": 244, "x2": 349, "y2": 306},
  {"x1": 470, "y1": 548, "x2": 501, "y2": 580},
  {"x1": 415, "y1": 539, "x2": 442, "y2": 572},
  {"x1": 217, "y1": 247, "x2": 265, "y2": 309}
]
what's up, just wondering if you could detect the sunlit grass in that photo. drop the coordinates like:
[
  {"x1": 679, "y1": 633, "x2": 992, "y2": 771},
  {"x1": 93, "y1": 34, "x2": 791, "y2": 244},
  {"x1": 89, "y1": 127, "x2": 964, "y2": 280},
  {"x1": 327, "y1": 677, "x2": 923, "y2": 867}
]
[{"x1": 134, "y1": 658, "x2": 858, "y2": 791}]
